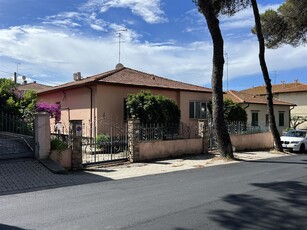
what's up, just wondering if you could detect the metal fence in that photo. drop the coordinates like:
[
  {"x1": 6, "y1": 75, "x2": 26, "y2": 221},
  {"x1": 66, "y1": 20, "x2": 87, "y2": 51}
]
[
  {"x1": 0, "y1": 112, "x2": 34, "y2": 136},
  {"x1": 226, "y1": 121, "x2": 269, "y2": 135},
  {"x1": 208, "y1": 121, "x2": 270, "y2": 150},
  {"x1": 138, "y1": 122, "x2": 200, "y2": 141},
  {"x1": 0, "y1": 112, "x2": 35, "y2": 159}
]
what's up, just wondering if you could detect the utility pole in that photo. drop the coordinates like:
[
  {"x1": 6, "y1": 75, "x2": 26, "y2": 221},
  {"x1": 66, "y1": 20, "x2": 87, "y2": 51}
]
[{"x1": 14, "y1": 72, "x2": 17, "y2": 84}]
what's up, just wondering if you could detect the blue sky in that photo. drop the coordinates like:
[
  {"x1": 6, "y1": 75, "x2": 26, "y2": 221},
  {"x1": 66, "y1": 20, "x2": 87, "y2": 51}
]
[{"x1": 0, "y1": 0, "x2": 306, "y2": 90}]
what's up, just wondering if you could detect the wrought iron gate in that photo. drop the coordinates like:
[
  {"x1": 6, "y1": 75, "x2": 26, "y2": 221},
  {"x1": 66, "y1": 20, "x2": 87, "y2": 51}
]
[{"x1": 82, "y1": 116, "x2": 129, "y2": 165}]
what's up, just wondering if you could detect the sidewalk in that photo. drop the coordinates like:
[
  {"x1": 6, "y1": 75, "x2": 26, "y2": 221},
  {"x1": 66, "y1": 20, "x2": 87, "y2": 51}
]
[
  {"x1": 83, "y1": 151, "x2": 292, "y2": 180},
  {"x1": 0, "y1": 151, "x2": 292, "y2": 195}
]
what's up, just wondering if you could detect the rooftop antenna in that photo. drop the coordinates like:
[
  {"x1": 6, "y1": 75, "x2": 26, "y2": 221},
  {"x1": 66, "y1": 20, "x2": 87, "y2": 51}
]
[
  {"x1": 15, "y1": 62, "x2": 20, "y2": 76},
  {"x1": 116, "y1": 29, "x2": 127, "y2": 63}
]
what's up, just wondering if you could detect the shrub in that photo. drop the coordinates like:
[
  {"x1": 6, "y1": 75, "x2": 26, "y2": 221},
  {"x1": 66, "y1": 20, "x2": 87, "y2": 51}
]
[
  {"x1": 126, "y1": 90, "x2": 181, "y2": 124},
  {"x1": 96, "y1": 133, "x2": 110, "y2": 148},
  {"x1": 50, "y1": 138, "x2": 68, "y2": 151}
]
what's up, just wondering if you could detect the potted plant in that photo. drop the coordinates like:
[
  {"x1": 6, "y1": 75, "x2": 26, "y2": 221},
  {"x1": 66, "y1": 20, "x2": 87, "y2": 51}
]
[{"x1": 50, "y1": 137, "x2": 72, "y2": 169}]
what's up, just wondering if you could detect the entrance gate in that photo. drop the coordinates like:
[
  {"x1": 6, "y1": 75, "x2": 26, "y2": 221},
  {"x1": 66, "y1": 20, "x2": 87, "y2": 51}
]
[
  {"x1": 0, "y1": 112, "x2": 34, "y2": 159},
  {"x1": 82, "y1": 117, "x2": 129, "y2": 165}
]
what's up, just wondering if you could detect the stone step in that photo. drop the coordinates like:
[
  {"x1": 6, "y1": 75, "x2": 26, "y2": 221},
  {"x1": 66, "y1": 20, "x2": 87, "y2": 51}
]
[{"x1": 0, "y1": 138, "x2": 34, "y2": 159}]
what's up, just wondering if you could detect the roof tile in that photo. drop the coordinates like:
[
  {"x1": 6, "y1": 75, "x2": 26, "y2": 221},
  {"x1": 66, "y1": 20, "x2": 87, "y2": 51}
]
[
  {"x1": 38, "y1": 66, "x2": 212, "y2": 94},
  {"x1": 241, "y1": 82, "x2": 305, "y2": 95},
  {"x1": 16, "y1": 82, "x2": 51, "y2": 93},
  {"x1": 225, "y1": 90, "x2": 296, "y2": 106}
]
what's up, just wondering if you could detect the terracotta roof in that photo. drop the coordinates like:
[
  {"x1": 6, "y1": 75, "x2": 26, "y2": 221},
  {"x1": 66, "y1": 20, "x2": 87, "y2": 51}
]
[
  {"x1": 275, "y1": 84, "x2": 307, "y2": 93},
  {"x1": 16, "y1": 82, "x2": 51, "y2": 93},
  {"x1": 241, "y1": 81, "x2": 305, "y2": 95},
  {"x1": 38, "y1": 66, "x2": 212, "y2": 94},
  {"x1": 225, "y1": 90, "x2": 296, "y2": 106}
]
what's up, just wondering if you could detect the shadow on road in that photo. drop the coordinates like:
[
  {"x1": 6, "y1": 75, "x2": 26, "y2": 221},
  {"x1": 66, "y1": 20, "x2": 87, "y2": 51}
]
[
  {"x1": 0, "y1": 224, "x2": 25, "y2": 229},
  {"x1": 210, "y1": 180, "x2": 307, "y2": 229},
  {"x1": 149, "y1": 153, "x2": 217, "y2": 165},
  {"x1": 0, "y1": 158, "x2": 113, "y2": 196},
  {"x1": 243, "y1": 159, "x2": 307, "y2": 165}
]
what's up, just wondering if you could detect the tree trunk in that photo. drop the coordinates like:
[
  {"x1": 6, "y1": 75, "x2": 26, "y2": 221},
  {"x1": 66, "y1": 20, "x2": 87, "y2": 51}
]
[
  {"x1": 198, "y1": 0, "x2": 233, "y2": 158},
  {"x1": 251, "y1": 0, "x2": 283, "y2": 152}
]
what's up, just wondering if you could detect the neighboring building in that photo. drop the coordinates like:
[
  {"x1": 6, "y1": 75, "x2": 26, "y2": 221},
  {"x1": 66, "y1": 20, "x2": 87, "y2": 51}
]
[
  {"x1": 225, "y1": 90, "x2": 296, "y2": 134},
  {"x1": 241, "y1": 80, "x2": 307, "y2": 129},
  {"x1": 37, "y1": 64, "x2": 212, "y2": 135},
  {"x1": 16, "y1": 81, "x2": 51, "y2": 96}
]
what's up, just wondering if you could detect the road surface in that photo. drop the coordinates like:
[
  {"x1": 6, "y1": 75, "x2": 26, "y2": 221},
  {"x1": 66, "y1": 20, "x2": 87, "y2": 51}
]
[{"x1": 1, "y1": 154, "x2": 307, "y2": 229}]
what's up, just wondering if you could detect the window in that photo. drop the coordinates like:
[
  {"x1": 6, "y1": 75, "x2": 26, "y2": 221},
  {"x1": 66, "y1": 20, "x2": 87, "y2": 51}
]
[
  {"x1": 279, "y1": 112, "x2": 285, "y2": 126},
  {"x1": 189, "y1": 101, "x2": 207, "y2": 119},
  {"x1": 251, "y1": 111, "x2": 259, "y2": 126}
]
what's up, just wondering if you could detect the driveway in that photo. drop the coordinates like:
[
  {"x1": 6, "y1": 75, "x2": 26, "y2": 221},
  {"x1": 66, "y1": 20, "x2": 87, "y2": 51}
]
[{"x1": 0, "y1": 158, "x2": 110, "y2": 195}]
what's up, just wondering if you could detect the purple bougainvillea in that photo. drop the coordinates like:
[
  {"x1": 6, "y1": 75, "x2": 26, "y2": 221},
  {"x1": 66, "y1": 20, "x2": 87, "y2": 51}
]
[{"x1": 36, "y1": 102, "x2": 61, "y2": 121}]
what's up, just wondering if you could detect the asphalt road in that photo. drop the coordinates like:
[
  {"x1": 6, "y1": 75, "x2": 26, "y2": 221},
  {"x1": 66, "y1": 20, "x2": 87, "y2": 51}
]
[{"x1": 1, "y1": 154, "x2": 307, "y2": 230}]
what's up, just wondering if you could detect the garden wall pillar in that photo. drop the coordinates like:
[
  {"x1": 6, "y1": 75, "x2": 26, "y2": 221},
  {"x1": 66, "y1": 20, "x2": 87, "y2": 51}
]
[
  {"x1": 70, "y1": 120, "x2": 83, "y2": 170},
  {"x1": 128, "y1": 119, "x2": 140, "y2": 162},
  {"x1": 34, "y1": 112, "x2": 50, "y2": 159}
]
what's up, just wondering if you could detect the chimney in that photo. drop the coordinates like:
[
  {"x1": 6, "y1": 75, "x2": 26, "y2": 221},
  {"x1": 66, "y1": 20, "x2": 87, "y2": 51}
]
[
  {"x1": 22, "y1": 75, "x2": 27, "y2": 85},
  {"x1": 73, "y1": 72, "x2": 82, "y2": 81}
]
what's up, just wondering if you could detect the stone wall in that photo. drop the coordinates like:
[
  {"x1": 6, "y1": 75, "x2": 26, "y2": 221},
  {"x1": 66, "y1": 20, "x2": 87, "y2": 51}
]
[
  {"x1": 230, "y1": 132, "x2": 274, "y2": 151},
  {"x1": 128, "y1": 119, "x2": 208, "y2": 162},
  {"x1": 139, "y1": 138, "x2": 203, "y2": 161}
]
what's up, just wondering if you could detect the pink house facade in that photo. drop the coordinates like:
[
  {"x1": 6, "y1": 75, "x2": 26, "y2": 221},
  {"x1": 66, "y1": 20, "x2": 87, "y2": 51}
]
[{"x1": 37, "y1": 64, "x2": 212, "y2": 137}]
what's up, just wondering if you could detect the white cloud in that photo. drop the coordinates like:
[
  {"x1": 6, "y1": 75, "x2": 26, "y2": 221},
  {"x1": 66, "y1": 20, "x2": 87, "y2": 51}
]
[
  {"x1": 224, "y1": 39, "x2": 307, "y2": 83},
  {"x1": 0, "y1": 25, "x2": 212, "y2": 86},
  {"x1": 43, "y1": 12, "x2": 83, "y2": 28},
  {"x1": 81, "y1": 0, "x2": 167, "y2": 24},
  {"x1": 0, "y1": 20, "x2": 306, "y2": 89},
  {"x1": 220, "y1": 3, "x2": 281, "y2": 31},
  {"x1": 42, "y1": 11, "x2": 108, "y2": 32},
  {"x1": 108, "y1": 23, "x2": 141, "y2": 42}
]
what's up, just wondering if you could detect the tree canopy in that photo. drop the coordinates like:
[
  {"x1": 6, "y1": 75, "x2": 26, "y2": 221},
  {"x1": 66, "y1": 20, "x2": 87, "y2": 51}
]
[
  {"x1": 0, "y1": 78, "x2": 18, "y2": 114},
  {"x1": 256, "y1": 0, "x2": 307, "y2": 48},
  {"x1": 193, "y1": 0, "x2": 251, "y2": 16},
  {"x1": 223, "y1": 99, "x2": 247, "y2": 122},
  {"x1": 0, "y1": 78, "x2": 37, "y2": 118},
  {"x1": 207, "y1": 99, "x2": 247, "y2": 122},
  {"x1": 126, "y1": 91, "x2": 181, "y2": 124}
]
